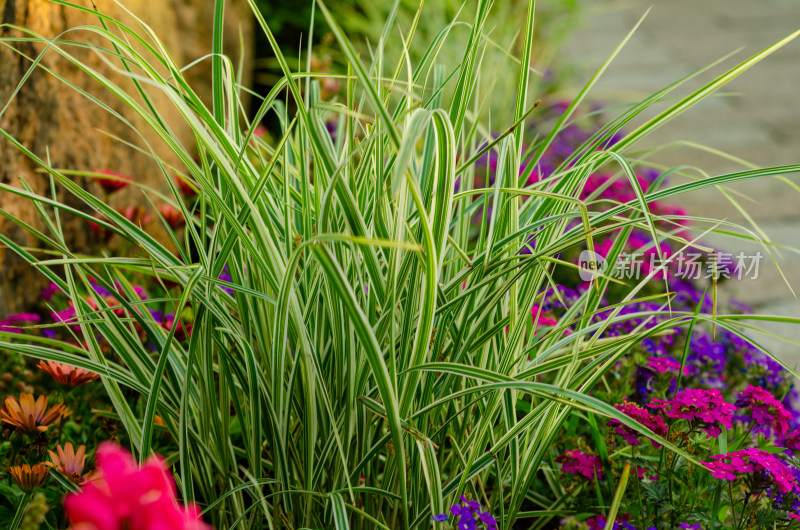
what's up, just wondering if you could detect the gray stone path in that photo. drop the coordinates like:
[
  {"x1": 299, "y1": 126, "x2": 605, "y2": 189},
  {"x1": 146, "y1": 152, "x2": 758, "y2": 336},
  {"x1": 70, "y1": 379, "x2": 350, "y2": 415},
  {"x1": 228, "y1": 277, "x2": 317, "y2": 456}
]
[{"x1": 563, "y1": 0, "x2": 800, "y2": 364}]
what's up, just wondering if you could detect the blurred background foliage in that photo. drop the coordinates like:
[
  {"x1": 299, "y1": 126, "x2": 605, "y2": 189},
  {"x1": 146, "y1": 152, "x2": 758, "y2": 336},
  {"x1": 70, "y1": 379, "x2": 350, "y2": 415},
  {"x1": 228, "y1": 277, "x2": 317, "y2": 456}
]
[{"x1": 252, "y1": 0, "x2": 584, "y2": 127}]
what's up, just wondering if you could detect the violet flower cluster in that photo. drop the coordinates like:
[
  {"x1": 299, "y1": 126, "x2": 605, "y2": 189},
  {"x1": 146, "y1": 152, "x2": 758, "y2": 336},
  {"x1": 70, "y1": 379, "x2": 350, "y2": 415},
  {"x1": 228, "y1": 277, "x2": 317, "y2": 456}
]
[{"x1": 433, "y1": 497, "x2": 497, "y2": 530}]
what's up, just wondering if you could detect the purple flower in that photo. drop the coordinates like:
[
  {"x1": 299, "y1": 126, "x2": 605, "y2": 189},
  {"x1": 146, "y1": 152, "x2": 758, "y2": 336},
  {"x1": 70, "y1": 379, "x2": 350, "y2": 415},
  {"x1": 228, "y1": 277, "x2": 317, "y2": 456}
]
[
  {"x1": 149, "y1": 309, "x2": 165, "y2": 324},
  {"x1": 585, "y1": 514, "x2": 639, "y2": 530},
  {"x1": 218, "y1": 265, "x2": 234, "y2": 295},
  {"x1": 91, "y1": 282, "x2": 111, "y2": 297},
  {"x1": 445, "y1": 498, "x2": 496, "y2": 529}
]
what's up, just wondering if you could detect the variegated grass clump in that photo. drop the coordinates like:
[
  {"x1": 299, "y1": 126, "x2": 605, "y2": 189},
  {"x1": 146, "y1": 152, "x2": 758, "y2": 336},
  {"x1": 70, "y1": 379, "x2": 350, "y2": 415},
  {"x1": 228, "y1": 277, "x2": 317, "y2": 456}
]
[{"x1": 0, "y1": 0, "x2": 799, "y2": 528}]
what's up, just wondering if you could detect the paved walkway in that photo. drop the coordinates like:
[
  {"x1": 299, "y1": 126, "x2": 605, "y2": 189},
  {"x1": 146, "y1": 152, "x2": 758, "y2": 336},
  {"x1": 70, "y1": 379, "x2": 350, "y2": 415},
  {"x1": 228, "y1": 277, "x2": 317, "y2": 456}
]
[{"x1": 563, "y1": 0, "x2": 800, "y2": 364}]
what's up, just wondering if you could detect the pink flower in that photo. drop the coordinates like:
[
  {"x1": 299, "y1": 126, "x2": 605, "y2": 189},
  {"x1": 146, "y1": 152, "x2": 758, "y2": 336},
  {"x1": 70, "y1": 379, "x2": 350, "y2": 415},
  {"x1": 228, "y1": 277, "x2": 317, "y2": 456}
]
[
  {"x1": 96, "y1": 169, "x2": 132, "y2": 194},
  {"x1": 556, "y1": 450, "x2": 604, "y2": 480},
  {"x1": 646, "y1": 355, "x2": 688, "y2": 375},
  {"x1": 783, "y1": 428, "x2": 800, "y2": 455},
  {"x1": 531, "y1": 306, "x2": 557, "y2": 327},
  {"x1": 64, "y1": 442, "x2": 210, "y2": 530},
  {"x1": 0, "y1": 313, "x2": 41, "y2": 333},
  {"x1": 648, "y1": 388, "x2": 735, "y2": 438},
  {"x1": 736, "y1": 385, "x2": 792, "y2": 438},
  {"x1": 703, "y1": 448, "x2": 797, "y2": 493},
  {"x1": 42, "y1": 282, "x2": 62, "y2": 302},
  {"x1": 607, "y1": 401, "x2": 667, "y2": 447},
  {"x1": 174, "y1": 176, "x2": 198, "y2": 197},
  {"x1": 634, "y1": 466, "x2": 657, "y2": 481},
  {"x1": 593, "y1": 238, "x2": 615, "y2": 259},
  {"x1": 52, "y1": 305, "x2": 81, "y2": 332}
]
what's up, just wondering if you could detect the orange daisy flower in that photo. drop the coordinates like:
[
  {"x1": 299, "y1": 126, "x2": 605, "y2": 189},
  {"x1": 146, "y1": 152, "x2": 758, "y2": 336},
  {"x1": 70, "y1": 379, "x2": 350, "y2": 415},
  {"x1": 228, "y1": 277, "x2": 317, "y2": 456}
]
[
  {"x1": 37, "y1": 360, "x2": 100, "y2": 386},
  {"x1": 10, "y1": 463, "x2": 49, "y2": 492},
  {"x1": 0, "y1": 393, "x2": 69, "y2": 432},
  {"x1": 49, "y1": 442, "x2": 87, "y2": 484}
]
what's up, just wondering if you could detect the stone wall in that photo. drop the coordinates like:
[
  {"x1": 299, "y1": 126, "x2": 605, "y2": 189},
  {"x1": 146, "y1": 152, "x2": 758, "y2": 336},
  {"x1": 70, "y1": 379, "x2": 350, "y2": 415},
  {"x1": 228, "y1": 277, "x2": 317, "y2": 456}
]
[{"x1": 0, "y1": 0, "x2": 253, "y2": 315}]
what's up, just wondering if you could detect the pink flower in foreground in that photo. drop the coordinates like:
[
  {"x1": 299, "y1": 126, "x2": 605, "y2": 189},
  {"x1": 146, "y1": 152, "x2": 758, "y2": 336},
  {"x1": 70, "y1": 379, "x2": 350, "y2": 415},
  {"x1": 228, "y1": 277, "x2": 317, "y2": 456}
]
[
  {"x1": 64, "y1": 442, "x2": 211, "y2": 530},
  {"x1": 649, "y1": 387, "x2": 735, "y2": 438},
  {"x1": 704, "y1": 448, "x2": 797, "y2": 494},
  {"x1": 556, "y1": 450, "x2": 604, "y2": 480},
  {"x1": 607, "y1": 401, "x2": 667, "y2": 448},
  {"x1": 736, "y1": 385, "x2": 792, "y2": 438},
  {"x1": 646, "y1": 355, "x2": 688, "y2": 375}
]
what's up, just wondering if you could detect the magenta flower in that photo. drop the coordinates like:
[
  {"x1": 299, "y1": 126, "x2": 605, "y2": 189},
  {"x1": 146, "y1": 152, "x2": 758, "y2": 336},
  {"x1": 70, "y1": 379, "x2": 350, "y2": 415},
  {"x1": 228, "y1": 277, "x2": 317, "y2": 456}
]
[
  {"x1": 704, "y1": 447, "x2": 798, "y2": 493},
  {"x1": 42, "y1": 282, "x2": 61, "y2": 302},
  {"x1": 736, "y1": 385, "x2": 792, "y2": 438},
  {"x1": 556, "y1": 450, "x2": 604, "y2": 480},
  {"x1": 634, "y1": 466, "x2": 657, "y2": 481},
  {"x1": 783, "y1": 428, "x2": 800, "y2": 455},
  {"x1": 530, "y1": 305, "x2": 557, "y2": 327},
  {"x1": 52, "y1": 306, "x2": 76, "y2": 323},
  {"x1": 646, "y1": 355, "x2": 688, "y2": 375},
  {"x1": 607, "y1": 401, "x2": 667, "y2": 447},
  {"x1": 0, "y1": 313, "x2": 41, "y2": 333},
  {"x1": 64, "y1": 442, "x2": 211, "y2": 530},
  {"x1": 51, "y1": 305, "x2": 81, "y2": 332},
  {"x1": 95, "y1": 169, "x2": 132, "y2": 194},
  {"x1": 585, "y1": 514, "x2": 638, "y2": 530},
  {"x1": 649, "y1": 387, "x2": 735, "y2": 438}
]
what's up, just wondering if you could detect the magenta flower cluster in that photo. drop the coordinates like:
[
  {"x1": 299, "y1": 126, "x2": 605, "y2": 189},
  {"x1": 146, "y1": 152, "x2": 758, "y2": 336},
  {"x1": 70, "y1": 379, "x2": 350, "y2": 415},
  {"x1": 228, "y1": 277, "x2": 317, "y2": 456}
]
[
  {"x1": 556, "y1": 449, "x2": 604, "y2": 480},
  {"x1": 646, "y1": 356, "x2": 687, "y2": 375},
  {"x1": 607, "y1": 401, "x2": 667, "y2": 447},
  {"x1": 649, "y1": 388, "x2": 735, "y2": 438},
  {"x1": 585, "y1": 514, "x2": 638, "y2": 530},
  {"x1": 704, "y1": 447, "x2": 798, "y2": 493},
  {"x1": 736, "y1": 384, "x2": 792, "y2": 437},
  {"x1": 0, "y1": 313, "x2": 40, "y2": 334}
]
